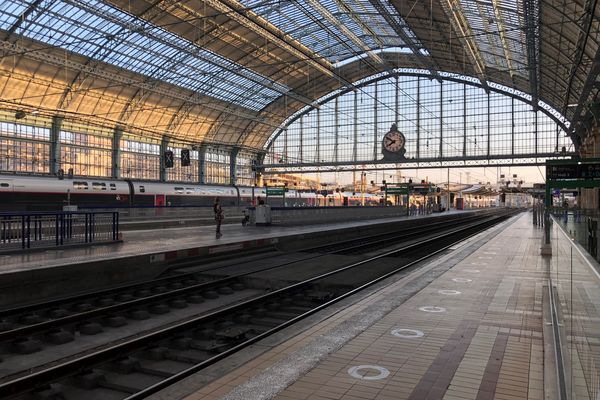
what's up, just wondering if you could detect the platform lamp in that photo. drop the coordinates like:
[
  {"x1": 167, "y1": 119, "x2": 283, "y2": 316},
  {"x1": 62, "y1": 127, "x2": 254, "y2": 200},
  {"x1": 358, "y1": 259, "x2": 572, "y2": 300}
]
[{"x1": 382, "y1": 180, "x2": 387, "y2": 206}]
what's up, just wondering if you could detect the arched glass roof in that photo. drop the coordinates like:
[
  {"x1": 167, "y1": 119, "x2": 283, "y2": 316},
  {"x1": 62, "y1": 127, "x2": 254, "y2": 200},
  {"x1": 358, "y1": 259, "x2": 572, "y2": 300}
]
[{"x1": 0, "y1": 0, "x2": 597, "y2": 151}]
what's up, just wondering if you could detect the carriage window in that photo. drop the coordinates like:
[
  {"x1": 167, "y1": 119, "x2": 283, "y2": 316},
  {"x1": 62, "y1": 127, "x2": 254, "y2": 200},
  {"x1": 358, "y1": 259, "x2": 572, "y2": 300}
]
[
  {"x1": 139, "y1": 186, "x2": 145, "y2": 193},
  {"x1": 0, "y1": 183, "x2": 8, "y2": 187},
  {"x1": 174, "y1": 187, "x2": 184, "y2": 194},
  {"x1": 186, "y1": 188, "x2": 194, "y2": 194},
  {"x1": 110, "y1": 183, "x2": 116, "y2": 190},
  {"x1": 92, "y1": 182, "x2": 107, "y2": 190},
  {"x1": 73, "y1": 181, "x2": 88, "y2": 190}
]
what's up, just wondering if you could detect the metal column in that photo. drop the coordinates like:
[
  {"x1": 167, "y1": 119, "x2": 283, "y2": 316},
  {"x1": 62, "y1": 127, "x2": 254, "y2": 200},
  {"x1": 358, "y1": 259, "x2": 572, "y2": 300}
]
[
  {"x1": 50, "y1": 116, "x2": 63, "y2": 176},
  {"x1": 112, "y1": 126, "x2": 122, "y2": 179}
]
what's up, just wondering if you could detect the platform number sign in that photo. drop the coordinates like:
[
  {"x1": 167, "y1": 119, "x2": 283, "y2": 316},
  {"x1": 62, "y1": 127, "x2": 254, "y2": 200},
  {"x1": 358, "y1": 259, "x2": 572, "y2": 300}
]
[
  {"x1": 181, "y1": 149, "x2": 191, "y2": 166},
  {"x1": 164, "y1": 150, "x2": 174, "y2": 168}
]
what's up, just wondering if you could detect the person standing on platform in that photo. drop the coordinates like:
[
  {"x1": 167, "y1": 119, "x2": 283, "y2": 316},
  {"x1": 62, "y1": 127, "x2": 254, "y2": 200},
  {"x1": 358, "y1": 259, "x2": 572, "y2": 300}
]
[{"x1": 213, "y1": 197, "x2": 224, "y2": 238}]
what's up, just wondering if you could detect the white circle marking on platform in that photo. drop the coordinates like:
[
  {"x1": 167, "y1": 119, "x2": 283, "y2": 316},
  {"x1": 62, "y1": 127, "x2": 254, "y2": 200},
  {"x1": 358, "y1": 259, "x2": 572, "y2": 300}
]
[
  {"x1": 391, "y1": 328, "x2": 424, "y2": 338},
  {"x1": 419, "y1": 306, "x2": 446, "y2": 313},
  {"x1": 452, "y1": 278, "x2": 472, "y2": 283},
  {"x1": 348, "y1": 365, "x2": 390, "y2": 380},
  {"x1": 438, "y1": 289, "x2": 461, "y2": 295}
]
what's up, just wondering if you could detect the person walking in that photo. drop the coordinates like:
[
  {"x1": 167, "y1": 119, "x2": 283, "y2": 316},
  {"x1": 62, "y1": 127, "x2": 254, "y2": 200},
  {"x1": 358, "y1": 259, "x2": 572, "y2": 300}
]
[{"x1": 213, "y1": 197, "x2": 224, "y2": 238}]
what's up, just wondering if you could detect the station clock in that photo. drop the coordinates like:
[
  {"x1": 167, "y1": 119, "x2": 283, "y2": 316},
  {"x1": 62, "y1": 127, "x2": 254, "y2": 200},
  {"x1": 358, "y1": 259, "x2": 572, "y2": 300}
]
[{"x1": 381, "y1": 123, "x2": 406, "y2": 161}]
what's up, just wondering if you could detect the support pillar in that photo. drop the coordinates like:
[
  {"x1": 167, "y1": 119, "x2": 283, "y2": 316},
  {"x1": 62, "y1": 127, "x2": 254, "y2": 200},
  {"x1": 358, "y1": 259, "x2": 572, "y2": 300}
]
[
  {"x1": 198, "y1": 145, "x2": 207, "y2": 184},
  {"x1": 160, "y1": 137, "x2": 169, "y2": 182},
  {"x1": 50, "y1": 116, "x2": 63, "y2": 176},
  {"x1": 230, "y1": 147, "x2": 239, "y2": 186},
  {"x1": 112, "y1": 126, "x2": 122, "y2": 179}
]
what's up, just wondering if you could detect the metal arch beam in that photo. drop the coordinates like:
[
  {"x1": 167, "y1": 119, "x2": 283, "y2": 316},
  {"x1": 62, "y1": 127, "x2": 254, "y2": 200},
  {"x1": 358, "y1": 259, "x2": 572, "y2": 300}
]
[
  {"x1": 69, "y1": 0, "x2": 303, "y2": 108},
  {"x1": 304, "y1": 0, "x2": 383, "y2": 65},
  {"x1": 438, "y1": 0, "x2": 490, "y2": 92},
  {"x1": 0, "y1": 39, "x2": 281, "y2": 129},
  {"x1": 568, "y1": 51, "x2": 600, "y2": 141},
  {"x1": 141, "y1": 0, "x2": 317, "y2": 107},
  {"x1": 561, "y1": 0, "x2": 599, "y2": 119},
  {"x1": 335, "y1": 0, "x2": 385, "y2": 48},
  {"x1": 202, "y1": 0, "x2": 334, "y2": 77},
  {"x1": 56, "y1": 0, "x2": 309, "y2": 122},
  {"x1": 367, "y1": 0, "x2": 441, "y2": 81},
  {"x1": 263, "y1": 70, "x2": 572, "y2": 152},
  {"x1": 391, "y1": 0, "x2": 470, "y2": 86},
  {"x1": 469, "y1": 0, "x2": 506, "y2": 72},
  {"x1": 523, "y1": 0, "x2": 540, "y2": 111},
  {"x1": 490, "y1": 0, "x2": 517, "y2": 80},
  {"x1": 2, "y1": 0, "x2": 46, "y2": 40},
  {"x1": 56, "y1": 0, "x2": 169, "y2": 110}
]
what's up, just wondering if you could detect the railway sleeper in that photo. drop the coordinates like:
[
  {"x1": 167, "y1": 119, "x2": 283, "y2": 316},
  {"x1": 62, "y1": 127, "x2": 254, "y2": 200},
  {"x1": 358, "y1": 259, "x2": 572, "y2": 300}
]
[
  {"x1": 102, "y1": 315, "x2": 127, "y2": 327},
  {"x1": 45, "y1": 329, "x2": 74, "y2": 345},
  {"x1": 11, "y1": 337, "x2": 42, "y2": 354},
  {"x1": 33, "y1": 383, "x2": 64, "y2": 400},
  {"x1": 78, "y1": 321, "x2": 104, "y2": 335}
]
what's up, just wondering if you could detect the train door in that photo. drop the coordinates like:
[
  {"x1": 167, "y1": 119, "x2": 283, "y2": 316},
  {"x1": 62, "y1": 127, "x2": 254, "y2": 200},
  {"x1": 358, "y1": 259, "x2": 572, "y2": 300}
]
[{"x1": 155, "y1": 194, "x2": 165, "y2": 216}]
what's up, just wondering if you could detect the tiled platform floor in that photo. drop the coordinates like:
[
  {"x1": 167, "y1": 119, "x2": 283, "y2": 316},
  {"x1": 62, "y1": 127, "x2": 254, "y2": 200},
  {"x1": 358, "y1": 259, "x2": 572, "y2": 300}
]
[{"x1": 179, "y1": 212, "x2": 549, "y2": 400}]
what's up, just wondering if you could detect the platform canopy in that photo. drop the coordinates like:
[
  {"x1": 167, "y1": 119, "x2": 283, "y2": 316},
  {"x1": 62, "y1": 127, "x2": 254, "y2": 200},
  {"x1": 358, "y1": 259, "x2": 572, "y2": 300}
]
[{"x1": 0, "y1": 0, "x2": 597, "y2": 150}]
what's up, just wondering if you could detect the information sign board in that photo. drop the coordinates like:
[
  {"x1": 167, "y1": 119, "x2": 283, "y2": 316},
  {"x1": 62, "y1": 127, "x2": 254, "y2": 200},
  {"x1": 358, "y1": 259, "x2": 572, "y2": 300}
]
[
  {"x1": 547, "y1": 162, "x2": 600, "y2": 180},
  {"x1": 386, "y1": 187, "x2": 408, "y2": 194},
  {"x1": 266, "y1": 188, "x2": 285, "y2": 195},
  {"x1": 546, "y1": 164, "x2": 580, "y2": 180}
]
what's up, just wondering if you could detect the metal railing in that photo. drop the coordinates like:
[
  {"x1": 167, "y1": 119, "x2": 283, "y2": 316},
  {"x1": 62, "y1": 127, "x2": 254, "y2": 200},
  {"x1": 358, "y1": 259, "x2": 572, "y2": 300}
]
[{"x1": 0, "y1": 212, "x2": 120, "y2": 252}]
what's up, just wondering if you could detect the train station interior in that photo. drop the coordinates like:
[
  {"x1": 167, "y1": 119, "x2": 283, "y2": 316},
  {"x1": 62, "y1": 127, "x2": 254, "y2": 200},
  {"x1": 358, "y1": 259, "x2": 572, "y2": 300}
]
[{"x1": 0, "y1": 0, "x2": 599, "y2": 399}]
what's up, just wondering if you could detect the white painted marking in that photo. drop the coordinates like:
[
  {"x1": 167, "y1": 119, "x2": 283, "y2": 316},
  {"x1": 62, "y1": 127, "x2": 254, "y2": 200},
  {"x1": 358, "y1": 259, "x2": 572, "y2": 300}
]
[
  {"x1": 391, "y1": 328, "x2": 424, "y2": 338},
  {"x1": 419, "y1": 306, "x2": 446, "y2": 313},
  {"x1": 463, "y1": 269, "x2": 480, "y2": 273},
  {"x1": 348, "y1": 365, "x2": 390, "y2": 380},
  {"x1": 438, "y1": 290, "x2": 461, "y2": 295},
  {"x1": 478, "y1": 256, "x2": 492, "y2": 259},
  {"x1": 452, "y1": 278, "x2": 472, "y2": 283}
]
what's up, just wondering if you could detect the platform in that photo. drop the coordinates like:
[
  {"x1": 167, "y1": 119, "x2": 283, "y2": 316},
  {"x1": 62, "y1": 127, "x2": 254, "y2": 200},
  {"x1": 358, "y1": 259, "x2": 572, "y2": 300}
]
[
  {"x1": 0, "y1": 209, "x2": 486, "y2": 306},
  {"x1": 157, "y1": 211, "x2": 551, "y2": 400}
]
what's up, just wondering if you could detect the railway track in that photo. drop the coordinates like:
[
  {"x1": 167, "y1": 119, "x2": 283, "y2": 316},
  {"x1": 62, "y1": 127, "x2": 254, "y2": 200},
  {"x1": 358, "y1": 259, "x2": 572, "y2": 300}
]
[
  {"x1": 0, "y1": 209, "x2": 520, "y2": 399},
  {"x1": 0, "y1": 211, "x2": 496, "y2": 347}
]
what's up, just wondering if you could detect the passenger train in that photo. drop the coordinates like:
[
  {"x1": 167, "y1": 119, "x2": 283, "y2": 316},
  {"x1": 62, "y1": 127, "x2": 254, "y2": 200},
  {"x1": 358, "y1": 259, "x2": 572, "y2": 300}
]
[{"x1": 0, "y1": 175, "x2": 382, "y2": 211}]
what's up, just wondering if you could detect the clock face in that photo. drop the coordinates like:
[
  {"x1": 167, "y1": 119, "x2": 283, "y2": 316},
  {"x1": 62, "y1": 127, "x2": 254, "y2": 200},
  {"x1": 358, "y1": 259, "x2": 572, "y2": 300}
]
[{"x1": 383, "y1": 130, "x2": 405, "y2": 152}]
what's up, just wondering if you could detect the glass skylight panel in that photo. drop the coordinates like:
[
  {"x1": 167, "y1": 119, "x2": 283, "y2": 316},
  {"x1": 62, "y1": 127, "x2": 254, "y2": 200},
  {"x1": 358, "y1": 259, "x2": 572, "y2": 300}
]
[
  {"x1": 457, "y1": 0, "x2": 528, "y2": 77},
  {"x1": 202, "y1": 73, "x2": 281, "y2": 110},
  {"x1": 0, "y1": 1, "x2": 32, "y2": 30},
  {"x1": 7, "y1": 0, "x2": 288, "y2": 111},
  {"x1": 241, "y1": 0, "x2": 420, "y2": 64}
]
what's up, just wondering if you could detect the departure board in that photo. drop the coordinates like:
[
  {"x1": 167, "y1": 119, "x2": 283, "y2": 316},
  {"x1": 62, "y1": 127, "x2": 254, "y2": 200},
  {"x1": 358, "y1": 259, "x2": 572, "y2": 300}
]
[
  {"x1": 547, "y1": 162, "x2": 600, "y2": 180},
  {"x1": 546, "y1": 164, "x2": 580, "y2": 180}
]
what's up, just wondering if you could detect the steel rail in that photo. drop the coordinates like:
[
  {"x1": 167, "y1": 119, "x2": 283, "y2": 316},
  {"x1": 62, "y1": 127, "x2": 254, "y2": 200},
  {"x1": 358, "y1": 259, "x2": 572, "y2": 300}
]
[{"x1": 0, "y1": 210, "x2": 518, "y2": 399}]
